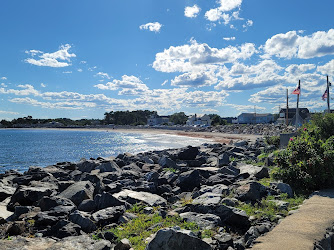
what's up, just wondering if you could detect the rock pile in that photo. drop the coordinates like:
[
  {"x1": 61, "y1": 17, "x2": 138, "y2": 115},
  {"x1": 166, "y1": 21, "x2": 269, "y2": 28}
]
[
  {"x1": 191, "y1": 124, "x2": 296, "y2": 136},
  {"x1": 0, "y1": 139, "x2": 294, "y2": 249}
]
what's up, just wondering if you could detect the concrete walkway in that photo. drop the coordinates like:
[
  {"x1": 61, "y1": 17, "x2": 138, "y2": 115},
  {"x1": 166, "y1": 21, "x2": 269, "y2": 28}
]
[{"x1": 252, "y1": 189, "x2": 334, "y2": 250}]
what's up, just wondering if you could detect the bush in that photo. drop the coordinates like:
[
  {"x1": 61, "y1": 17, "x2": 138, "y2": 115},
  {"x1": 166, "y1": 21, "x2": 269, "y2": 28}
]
[
  {"x1": 265, "y1": 136, "x2": 280, "y2": 148},
  {"x1": 273, "y1": 113, "x2": 334, "y2": 192}
]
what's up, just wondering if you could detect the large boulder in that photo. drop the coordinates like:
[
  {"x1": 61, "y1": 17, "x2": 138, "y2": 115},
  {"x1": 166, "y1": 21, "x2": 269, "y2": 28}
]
[
  {"x1": 92, "y1": 205, "x2": 126, "y2": 227},
  {"x1": 192, "y1": 192, "x2": 223, "y2": 206},
  {"x1": 114, "y1": 189, "x2": 167, "y2": 207},
  {"x1": 38, "y1": 196, "x2": 75, "y2": 211},
  {"x1": 236, "y1": 182, "x2": 267, "y2": 202},
  {"x1": 175, "y1": 170, "x2": 201, "y2": 192},
  {"x1": 8, "y1": 182, "x2": 57, "y2": 211},
  {"x1": 58, "y1": 181, "x2": 94, "y2": 206},
  {"x1": 0, "y1": 182, "x2": 15, "y2": 202},
  {"x1": 69, "y1": 210, "x2": 97, "y2": 233},
  {"x1": 218, "y1": 153, "x2": 230, "y2": 167},
  {"x1": 145, "y1": 227, "x2": 211, "y2": 250},
  {"x1": 158, "y1": 156, "x2": 177, "y2": 169},
  {"x1": 96, "y1": 160, "x2": 122, "y2": 173},
  {"x1": 94, "y1": 192, "x2": 126, "y2": 211},
  {"x1": 179, "y1": 212, "x2": 221, "y2": 229},
  {"x1": 177, "y1": 146, "x2": 199, "y2": 160}
]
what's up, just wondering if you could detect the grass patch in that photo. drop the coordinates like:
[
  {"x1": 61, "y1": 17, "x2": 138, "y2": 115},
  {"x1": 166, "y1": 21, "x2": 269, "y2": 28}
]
[
  {"x1": 109, "y1": 213, "x2": 200, "y2": 250},
  {"x1": 163, "y1": 167, "x2": 178, "y2": 173},
  {"x1": 237, "y1": 194, "x2": 305, "y2": 222},
  {"x1": 258, "y1": 178, "x2": 271, "y2": 187}
]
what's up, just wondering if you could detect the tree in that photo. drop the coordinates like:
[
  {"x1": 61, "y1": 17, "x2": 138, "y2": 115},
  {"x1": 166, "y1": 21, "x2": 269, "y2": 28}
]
[
  {"x1": 169, "y1": 112, "x2": 188, "y2": 125},
  {"x1": 209, "y1": 114, "x2": 227, "y2": 126}
]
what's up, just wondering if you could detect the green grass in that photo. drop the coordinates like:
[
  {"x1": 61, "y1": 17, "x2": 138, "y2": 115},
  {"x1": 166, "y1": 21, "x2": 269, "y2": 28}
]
[
  {"x1": 109, "y1": 213, "x2": 200, "y2": 250},
  {"x1": 258, "y1": 177, "x2": 271, "y2": 187},
  {"x1": 237, "y1": 194, "x2": 305, "y2": 222},
  {"x1": 163, "y1": 167, "x2": 178, "y2": 173}
]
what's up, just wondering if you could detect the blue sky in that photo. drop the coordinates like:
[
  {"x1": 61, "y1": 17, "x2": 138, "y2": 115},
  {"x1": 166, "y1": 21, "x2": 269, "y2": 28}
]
[{"x1": 0, "y1": 0, "x2": 334, "y2": 120}]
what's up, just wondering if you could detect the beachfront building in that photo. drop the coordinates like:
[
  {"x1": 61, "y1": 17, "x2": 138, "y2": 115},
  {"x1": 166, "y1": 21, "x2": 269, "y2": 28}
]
[
  {"x1": 186, "y1": 114, "x2": 212, "y2": 126},
  {"x1": 276, "y1": 108, "x2": 310, "y2": 125},
  {"x1": 147, "y1": 115, "x2": 170, "y2": 126},
  {"x1": 236, "y1": 113, "x2": 274, "y2": 124}
]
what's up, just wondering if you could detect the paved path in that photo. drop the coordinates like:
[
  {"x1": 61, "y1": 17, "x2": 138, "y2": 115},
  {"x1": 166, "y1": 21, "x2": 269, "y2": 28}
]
[{"x1": 252, "y1": 189, "x2": 334, "y2": 250}]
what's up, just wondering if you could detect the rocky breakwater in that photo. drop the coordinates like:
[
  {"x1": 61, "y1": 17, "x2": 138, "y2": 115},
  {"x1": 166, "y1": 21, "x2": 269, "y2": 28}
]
[
  {"x1": 192, "y1": 124, "x2": 296, "y2": 137},
  {"x1": 0, "y1": 139, "x2": 295, "y2": 250}
]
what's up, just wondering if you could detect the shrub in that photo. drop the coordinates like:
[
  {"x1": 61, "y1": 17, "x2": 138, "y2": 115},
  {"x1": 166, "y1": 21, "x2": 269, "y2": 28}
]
[
  {"x1": 265, "y1": 136, "x2": 280, "y2": 148},
  {"x1": 273, "y1": 113, "x2": 334, "y2": 192}
]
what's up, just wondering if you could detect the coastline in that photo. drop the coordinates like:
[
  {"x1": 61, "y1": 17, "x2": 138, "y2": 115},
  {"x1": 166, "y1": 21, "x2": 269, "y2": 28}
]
[{"x1": 0, "y1": 127, "x2": 262, "y2": 144}]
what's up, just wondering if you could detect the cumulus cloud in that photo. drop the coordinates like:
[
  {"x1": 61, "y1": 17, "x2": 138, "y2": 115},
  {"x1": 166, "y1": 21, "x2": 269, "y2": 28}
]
[
  {"x1": 1, "y1": 77, "x2": 7, "y2": 80},
  {"x1": 40, "y1": 83, "x2": 46, "y2": 88},
  {"x1": 185, "y1": 5, "x2": 201, "y2": 18},
  {"x1": 263, "y1": 29, "x2": 334, "y2": 59},
  {"x1": 205, "y1": 0, "x2": 242, "y2": 24},
  {"x1": 153, "y1": 39, "x2": 256, "y2": 73},
  {"x1": 0, "y1": 110, "x2": 19, "y2": 115},
  {"x1": 317, "y1": 59, "x2": 334, "y2": 75},
  {"x1": 25, "y1": 44, "x2": 76, "y2": 67},
  {"x1": 94, "y1": 75, "x2": 149, "y2": 95},
  {"x1": 139, "y1": 22, "x2": 162, "y2": 33},
  {"x1": 171, "y1": 70, "x2": 218, "y2": 87}
]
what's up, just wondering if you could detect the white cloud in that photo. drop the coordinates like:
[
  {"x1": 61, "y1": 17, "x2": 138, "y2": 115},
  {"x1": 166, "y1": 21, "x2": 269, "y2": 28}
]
[
  {"x1": 77, "y1": 68, "x2": 83, "y2": 72},
  {"x1": 139, "y1": 22, "x2": 162, "y2": 33},
  {"x1": 25, "y1": 44, "x2": 76, "y2": 67},
  {"x1": 1, "y1": 83, "x2": 7, "y2": 87},
  {"x1": 40, "y1": 83, "x2": 46, "y2": 88},
  {"x1": 0, "y1": 110, "x2": 19, "y2": 115},
  {"x1": 223, "y1": 37, "x2": 236, "y2": 41},
  {"x1": 205, "y1": 0, "x2": 243, "y2": 24},
  {"x1": 63, "y1": 71, "x2": 72, "y2": 74},
  {"x1": 185, "y1": 5, "x2": 201, "y2": 18},
  {"x1": 95, "y1": 72, "x2": 111, "y2": 79},
  {"x1": 88, "y1": 66, "x2": 97, "y2": 71},
  {"x1": 201, "y1": 108, "x2": 219, "y2": 113},
  {"x1": 80, "y1": 61, "x2": 87, "y2": 64},
  {"x1": 171, "y1": 70, "x2": 218, "y2": 87},
  {"x1": 0, "y1": 84, "x2": 40, "y2": 96},
  {"x1": 94, "y1": 75, "x2": 149, "y2": 95},
  {"x1": 153, "y1": 39, "x2": 256, "y2": 73},
  {"x1": 1, "y1": 77, "x2": 7, "y2": 80},
  {"x1": 317, "y1": 59, "x2": 334, "y2": 75},
  {"x1": 225, "y1": 103, "x2": 266, "y2": 113},
  {"x1": 161, "y1": 80, "x2": 168, "y2": 86},
  {"x1": 263, "y1": 29, "x2": 334, "y2": 59}
]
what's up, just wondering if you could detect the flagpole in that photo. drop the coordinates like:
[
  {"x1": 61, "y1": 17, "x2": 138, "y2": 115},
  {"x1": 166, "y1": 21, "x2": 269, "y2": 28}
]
[
  {"x1": 286, "y1": 89, "x2": 289, "y2": 126},
  {"x1": 296, "y1": 80, "x2": 300, "y2": 128},
  {"x1": 327, "y1": 75, "x2": 330, "y2": 113}
]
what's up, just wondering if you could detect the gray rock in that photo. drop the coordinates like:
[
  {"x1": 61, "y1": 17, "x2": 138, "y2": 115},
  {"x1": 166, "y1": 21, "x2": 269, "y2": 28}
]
[
  {"x1": 78, "y1": 199, "x2": 96, "y2": 212},
  {"x1": 46, "y1": 219, "x2": 82, "y2": 238},
  {"x1": 275, "y1": 182, "x2": 293, "y2": 198},
  {"x1": 192, "y1": 192, "x2": 223, "y2": 206},
  {"x1": 94, "y1": 192, "x2": 126, "y2": 211},
  {"x1": 213, "y1": 233, "x2": 234, "y2": 250},
  {"x1": 8, "y1": 182, "x2": 57, "y2": 211},
  {"x1": 69, "y1": 210, "x2": 97, "y2": 233},
  {"x1": 177, "y1": 146, "x2": 199, "y2": 160},
  {"x1": 195, "y1": 184, "x2": 229, "y2": 197},
  {"x1": 175, "y1": 170, "x2": 201, "y2": 192},
  {"x1": 38, "y1": 196, "x2": 75, "y2": 211},
  {"x1": 158, "y1": 156, "x2": 177, "y2": 169},
  {"x1": 234, "y1": 140, "x2": 248, "y2": 147},
  {"x1": 180, "y1": 212, "x2": 221, "y2": 229},
  {"x1": 0, "y1": 182, "x2": 15, "y2": 202},
  {"x1": 218, "y1": 165, "x2": 240, "y2": 176},
  {"x1": 218, "y1": 153, "x2": 230, "y2": 167},
  {"x1": 238, "y1": 163, "x2": 267, "y2": 177},
  {"x1": 49, "y1": 235, "x2": 111, "y2": 250},
  {"x1": 77, "y1": 159, "x2": 98, "y2": 173},
  {"x1": 115, "y1": 238, "x2": 132, "y2": 250},
  {"x1": 145, "y1": 227, "x2": 211, "y2": 250},
  {"x1": 114, "y1": 189, "x2": 167, "y2": 207},
  {"x1": 96, "y1": 160, "x2": 121, "y2": 173},
  {"x1": 92, "y1": 205, "x2": 126, "y2": 227},
  {"x1": 236, "y1": 181, "x2": 267, "y2": 202},
  {"x1": 221, "y1": 198, "x2": 239, "y2": 207},
  {"x1": 58, "y1": 181, "x2": 94, "y2": 206}
]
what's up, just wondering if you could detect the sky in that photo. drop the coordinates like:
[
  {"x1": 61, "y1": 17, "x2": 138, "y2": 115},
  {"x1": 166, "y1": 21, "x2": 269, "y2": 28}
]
[{"x1": 0, "y1": 0, "x2": 334, "y2": 120}]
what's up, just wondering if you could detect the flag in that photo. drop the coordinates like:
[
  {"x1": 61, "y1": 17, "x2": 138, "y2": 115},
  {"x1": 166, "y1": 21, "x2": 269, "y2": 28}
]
[
  {"x1": 292, "y1": 86, "x2": 300, "y2": 95},
  {"x1": 322, "y1": 89, "x2": 328, "y2": 101}
]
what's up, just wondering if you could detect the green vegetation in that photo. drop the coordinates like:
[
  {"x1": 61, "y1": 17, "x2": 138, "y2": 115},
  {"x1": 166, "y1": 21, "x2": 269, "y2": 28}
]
[
  {"x1": 163, "y1": 167, "x2": 178, "y2": 173},
  {"x1": 208, "y1": 114, "x2": 227, "y2": 126},
  {"x1": 169, "y1": 112, "x2": 188, "y2": 125},
  {"x1": 107, "y1": 209, "x2": 202, "y2": 250},
  {"x1": 264, "y1": 135, "x2": 280, "y2": 148},
  {"x1": 104, "y1": 110, "x2": 156, "y2": 126},
  {"x1": 237, "y1": 194, "x2": 305, "y2": 222},
  {"x1": 274, "y1": 113, "x2": 334, "y2": 193}
]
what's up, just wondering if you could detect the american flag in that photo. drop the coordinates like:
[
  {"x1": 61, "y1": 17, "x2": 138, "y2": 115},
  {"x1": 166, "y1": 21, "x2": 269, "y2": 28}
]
[
  {"x1": 322, "y1": 89, "x2": 328, "y2": 101},
  {"x1": 292, "y1": 86, "x2": 300, "y2": 95}
]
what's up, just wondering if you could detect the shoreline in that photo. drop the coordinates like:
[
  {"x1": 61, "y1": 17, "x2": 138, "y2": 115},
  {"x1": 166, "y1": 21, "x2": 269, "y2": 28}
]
[{"x1": 0, "y1": 127, "x2": 262, "y2": 144}]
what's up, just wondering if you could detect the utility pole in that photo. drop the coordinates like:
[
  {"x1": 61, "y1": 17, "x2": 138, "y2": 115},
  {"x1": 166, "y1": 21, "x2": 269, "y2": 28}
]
[
  {"x1": 286, "y1": 89, "x2": 289, "y2": 126},
  {"x1": 296, "y1": 80, "x2": 300, "y2": 128},
  {"x1": 327, "y1": 75, "x2": 330, "y2": 113}
]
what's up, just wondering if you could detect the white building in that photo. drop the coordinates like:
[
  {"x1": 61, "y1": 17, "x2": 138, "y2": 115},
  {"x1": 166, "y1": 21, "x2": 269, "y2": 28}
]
[
  {"x1": 186, "y1": 114, "x2": 212, "y2": 126},
  {"x1": 147, "y1": 115, "x2": 170, "y2": 126},
  {"x1": 236, "y1": 113, "x2": 274, "y2": 124}
]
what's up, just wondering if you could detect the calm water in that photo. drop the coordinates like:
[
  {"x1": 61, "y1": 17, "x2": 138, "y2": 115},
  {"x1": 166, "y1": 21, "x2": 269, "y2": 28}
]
[{"x1": 0, "y1": 129, "x2": 209, "y2": 173}]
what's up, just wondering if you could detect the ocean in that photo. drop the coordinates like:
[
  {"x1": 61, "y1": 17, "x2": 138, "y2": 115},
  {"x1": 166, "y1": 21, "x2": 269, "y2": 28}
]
[{"x1": 0, "y1": 129, "x2": 209, "y2": 173}]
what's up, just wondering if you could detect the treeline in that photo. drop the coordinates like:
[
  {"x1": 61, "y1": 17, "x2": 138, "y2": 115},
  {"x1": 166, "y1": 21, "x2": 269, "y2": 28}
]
[
  {"x1": 0, "y1": 116, "x2": 102, "y2": 128},
  {"x1": 104, "y1": 110, "x2": 156, "y2": 126}
]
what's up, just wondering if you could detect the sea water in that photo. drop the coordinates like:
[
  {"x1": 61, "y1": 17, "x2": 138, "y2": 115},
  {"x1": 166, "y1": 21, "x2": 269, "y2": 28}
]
[{"x1": 0, "y1": 129, "x2": 210, "y2": 173}]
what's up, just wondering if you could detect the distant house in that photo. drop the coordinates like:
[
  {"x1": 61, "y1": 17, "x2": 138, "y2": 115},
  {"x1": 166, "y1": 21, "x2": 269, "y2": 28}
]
[
  {"x1": 236, "y1": 113, "x2": 274, "y2": 124},
  {"x1": 186, "y1": 114, "x2": 212, "y2": 126},
  {"x1": 147, "y1": 115, "x2": 170, "y2": 126},
  {"x1": 276, "y1": 108, "x2": 310, "y2": 125}
]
